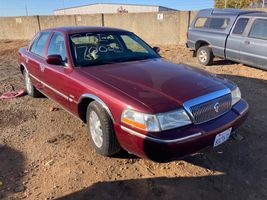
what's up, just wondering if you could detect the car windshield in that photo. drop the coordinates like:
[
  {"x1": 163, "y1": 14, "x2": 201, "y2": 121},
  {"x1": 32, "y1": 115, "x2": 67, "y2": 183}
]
[{"x1": 69, "y1": 32, "x2": 160, "y2": 67}]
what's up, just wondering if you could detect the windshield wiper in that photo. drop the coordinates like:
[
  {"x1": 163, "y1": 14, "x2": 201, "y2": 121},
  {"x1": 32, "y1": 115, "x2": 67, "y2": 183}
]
[{"x1": 78, "y1": 56, "x2": 156, "y2": 67}]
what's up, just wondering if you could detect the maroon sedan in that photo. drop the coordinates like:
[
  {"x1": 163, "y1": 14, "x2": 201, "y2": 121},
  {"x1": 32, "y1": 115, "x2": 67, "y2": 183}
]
[{"x1": 18, "y1": 26, "x2": 248, "y2": 162}]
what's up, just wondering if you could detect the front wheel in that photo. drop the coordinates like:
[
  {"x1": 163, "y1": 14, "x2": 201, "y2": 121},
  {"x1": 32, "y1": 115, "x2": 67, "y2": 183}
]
[
  {"x1": 86, "y1": 101, "x2": 121, "y2": 156},
  {"x1": 197, "y1": 46, "x2": 214, "y2": 66}
]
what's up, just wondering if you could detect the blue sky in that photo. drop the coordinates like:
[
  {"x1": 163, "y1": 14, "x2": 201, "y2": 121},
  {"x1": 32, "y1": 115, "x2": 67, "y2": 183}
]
[{"x1": 0, "y1": 0, "x2": 214, "y2": 16}]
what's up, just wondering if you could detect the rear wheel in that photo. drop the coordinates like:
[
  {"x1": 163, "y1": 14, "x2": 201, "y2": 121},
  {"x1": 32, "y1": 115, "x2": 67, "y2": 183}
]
[
  {"x1": 86, "y1": 101, "x2": 121, "y2": 156},
  {"x1": 197, "y1": 46, "x2": 214, "y2": 66},
  {"x1": 24, "y1": 70, "x2": 40, "y2": 97}
]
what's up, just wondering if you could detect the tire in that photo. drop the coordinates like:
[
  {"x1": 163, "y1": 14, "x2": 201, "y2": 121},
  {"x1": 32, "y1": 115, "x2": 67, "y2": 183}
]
[
  {"x1": 197, "y1": 46, "x2": 214, "y2": 66},
  {"x1": 86, "y1": 101, "x2": 121, "y2": 156},
  {"x1": 24, "y1": 70, "x2": 41, "y2": 97}
]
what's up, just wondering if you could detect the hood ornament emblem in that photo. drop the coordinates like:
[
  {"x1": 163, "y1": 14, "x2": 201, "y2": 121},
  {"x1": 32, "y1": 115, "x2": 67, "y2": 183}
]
[{"x1": 214, "y1": 102, "x2": 220, "y2": 113}]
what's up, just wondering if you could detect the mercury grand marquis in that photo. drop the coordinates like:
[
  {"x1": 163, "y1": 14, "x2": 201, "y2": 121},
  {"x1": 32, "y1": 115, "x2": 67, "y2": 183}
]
[{"x1": 18, "y1": 26, "x2": 249, "y2": 162}]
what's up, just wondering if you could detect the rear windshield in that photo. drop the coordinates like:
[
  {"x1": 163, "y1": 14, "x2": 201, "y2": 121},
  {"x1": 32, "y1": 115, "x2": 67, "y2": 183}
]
[
  {"x1": 69, "y1": 32, "x2": 160, "y2": 67},
  {"x1": 195, "y1": 17, "x2": 230, "y2": 30}
]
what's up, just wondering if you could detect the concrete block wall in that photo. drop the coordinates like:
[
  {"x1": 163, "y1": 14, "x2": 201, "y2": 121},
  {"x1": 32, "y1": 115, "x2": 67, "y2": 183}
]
[
  {"x1": 0, "y1": 16, "x2": 40, "y2": 40},
  {"x1": 104, "y1": 12, "x2": 181, "y2": 45},
  {"x1": 0, "y1": 11, "x2": 198, "y2": 45}
]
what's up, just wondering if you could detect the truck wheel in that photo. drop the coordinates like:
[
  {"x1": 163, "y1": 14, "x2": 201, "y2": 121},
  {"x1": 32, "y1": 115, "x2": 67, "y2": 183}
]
[
  {"x1": 24, "y1": 70, "x2": 41, "y2": 97},
  {"x1": 86, "y1": 101, "x2": 121, "y2": 156},
  {"x1": 197, "y1": 46, "x2": 214, "y2": 66}
]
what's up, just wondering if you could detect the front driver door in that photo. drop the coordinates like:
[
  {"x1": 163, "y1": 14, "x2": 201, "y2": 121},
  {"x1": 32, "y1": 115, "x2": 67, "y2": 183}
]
[
  {"x1": 239, "y1": 18, "x2": 267, "y2": 69},
  {"x1": 226, "y1": 17, "x2": 250, "y2": 62}
]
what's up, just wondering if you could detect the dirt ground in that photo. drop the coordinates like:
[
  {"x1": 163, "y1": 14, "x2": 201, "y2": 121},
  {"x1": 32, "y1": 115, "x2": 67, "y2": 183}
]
[{"x1": 0, "y1": 40, "x2": 266, "y2": 200}]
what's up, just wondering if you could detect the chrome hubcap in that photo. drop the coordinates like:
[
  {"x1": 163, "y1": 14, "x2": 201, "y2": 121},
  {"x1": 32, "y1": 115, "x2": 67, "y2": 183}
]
[
  {"x1": 199, "y1": 50, "x2": 208, "y2": 63},
  {"x1": 89, "y1": 111, "x2": 103, "y2": 148},
  {"x1": 25, "y1": 72, "x2": 32, "y2": 94}
]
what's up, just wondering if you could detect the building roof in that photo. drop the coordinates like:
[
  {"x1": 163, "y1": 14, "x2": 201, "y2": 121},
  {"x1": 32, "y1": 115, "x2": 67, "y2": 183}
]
[
  {"x1": 54, "y1": 3, "x2": 175, "y2": 11},
  {"x1": 44, "y1": 26, "x2": 129, "y2": 34}
]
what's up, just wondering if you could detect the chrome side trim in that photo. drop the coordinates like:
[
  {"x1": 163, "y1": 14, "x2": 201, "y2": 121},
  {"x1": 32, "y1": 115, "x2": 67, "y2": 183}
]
[
  {"x1": 79, "y1": 94, "x2": 115, "y2": 122},
  {"x1": 183, "y1": 88, "x2": 231, "y2": 120},
  {"x1": 120, "y1": 126, "x2": 202, "y2": 143},
  {"x1": 29, "y1": 74, "x2": 78, "y2": 104},
  {"x1": 36, "y1": 89, "x2": 83, "y2": 122}
]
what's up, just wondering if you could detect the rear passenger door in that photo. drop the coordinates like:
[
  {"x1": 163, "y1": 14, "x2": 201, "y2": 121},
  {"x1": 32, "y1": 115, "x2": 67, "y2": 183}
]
[
  {"x1": 27, "y1": 32, "x2": 50, "y2": 89},
  {"x1": 239, "y1": 18, "x2": 267, "y2": 69},
  {"x1": 226, "y1": 17, "x2": 250, "y2": 62}
]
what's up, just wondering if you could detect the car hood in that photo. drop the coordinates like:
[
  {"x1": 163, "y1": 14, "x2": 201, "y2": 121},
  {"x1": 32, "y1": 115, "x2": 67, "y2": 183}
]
[{"x1": 77, "y1": 58, "x2": 231, "y2": 113}]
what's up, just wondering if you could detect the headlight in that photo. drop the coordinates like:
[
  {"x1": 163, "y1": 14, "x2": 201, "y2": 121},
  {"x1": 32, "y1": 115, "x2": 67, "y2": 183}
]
[
  {"x1": 121, "y1": 109, "x2": 192, "y2": 132},
  {"x1": 231, "y1": 87, "x2": 241, "y2": 106},
  {"x1": 121, "y1": 110, "x2": 160, "y2": 132},
  {"x1": 157, "y1": 109, "x2": 192, "y2": 130}
]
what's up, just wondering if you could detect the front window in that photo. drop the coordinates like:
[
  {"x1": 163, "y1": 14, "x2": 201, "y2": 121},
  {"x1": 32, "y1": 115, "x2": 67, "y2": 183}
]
[
  {"x1": 69, "y1": 32, "x2": 160, "y2": 67},
  {"x1": 47, "y1": 32, "x2": 67, "y2": 63},
  {"x1": 249, "y1": 19, "x2": 267, "y2": 40}
]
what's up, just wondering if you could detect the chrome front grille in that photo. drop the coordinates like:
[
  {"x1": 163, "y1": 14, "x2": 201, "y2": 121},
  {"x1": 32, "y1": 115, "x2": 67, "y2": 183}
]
[
  {"x1": 183, "y1": 89, "x2": 232, "y2": 125},
  {"x1": 189, "y1": 94, "x2": 232, "y2": 124}
]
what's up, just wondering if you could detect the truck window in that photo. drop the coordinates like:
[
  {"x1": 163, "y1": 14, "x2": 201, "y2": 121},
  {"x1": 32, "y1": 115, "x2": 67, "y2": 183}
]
[
  {"x1": 195, "y1": 18, "x2": 209, "y2": 28},
  {"x1": 30, "y1": 32, "x2": 50, "y2": 57},
  {"x1": 232, "y1": 18, "x2": 249, "y2": 35},
  {"x1": 47, "y1": 32, "x2": 67, "y2": 62},
  {"x1": 249, "y1": 19, "x2": 267, "y2": 40},
  {"x1": 194, "y1": 17, "x2": 229, "y2": 30}
]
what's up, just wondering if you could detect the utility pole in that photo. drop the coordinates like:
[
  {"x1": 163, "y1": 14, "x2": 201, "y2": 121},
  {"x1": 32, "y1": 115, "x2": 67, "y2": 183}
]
[
  {"x1": 225, "y1": 0, "x2": 227, "y2": 8},
  {"x1": 25, "y1": 4, "x2": 28, "y2": 16},
  {"x1": 263, "y1": 0, "x2": 265, "y2": 8},
  {"x1": 62, "y1": 0, "x2": 65, "y2": 15}
]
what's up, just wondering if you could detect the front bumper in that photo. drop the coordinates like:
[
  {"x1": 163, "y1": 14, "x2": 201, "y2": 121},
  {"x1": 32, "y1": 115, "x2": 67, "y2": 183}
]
[{"x1": 115, "y1": 99, "x2": 249, "y2": 162}]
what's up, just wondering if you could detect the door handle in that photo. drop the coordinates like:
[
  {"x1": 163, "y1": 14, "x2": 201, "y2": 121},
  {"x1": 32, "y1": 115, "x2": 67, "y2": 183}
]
[{"x1": 244, "y1": 41, "x2": 250, "y2": 45}]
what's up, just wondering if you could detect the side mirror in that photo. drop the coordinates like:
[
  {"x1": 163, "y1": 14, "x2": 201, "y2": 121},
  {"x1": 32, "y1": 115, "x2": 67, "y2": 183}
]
[
  {"x1": 153, "y1": 46, "x2": 160, "y2": 53},
  {"x1": 46, "y1": 55, "x2": 63, "y2": 65}
]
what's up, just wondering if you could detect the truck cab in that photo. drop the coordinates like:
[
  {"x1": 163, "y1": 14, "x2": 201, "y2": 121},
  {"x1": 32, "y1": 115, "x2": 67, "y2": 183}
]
[
  {"x1": 187, "y1": 8, "x2": 267, "y2": 70},
  {"x1": 227, "y1": 13, "x2": 267, "y2": 70}
]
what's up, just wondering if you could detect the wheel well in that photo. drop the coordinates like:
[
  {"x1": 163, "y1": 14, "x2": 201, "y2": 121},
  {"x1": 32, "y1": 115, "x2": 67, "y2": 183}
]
[
  {"x1": 195, "y1": 41, "x2": 210, "y2": 51},
  {"x1": 78, "y1": 98, "x2": 95, "y2": 123},
  {"x1": 20, "y1": 64, "x2": 25, "y2": 74}
]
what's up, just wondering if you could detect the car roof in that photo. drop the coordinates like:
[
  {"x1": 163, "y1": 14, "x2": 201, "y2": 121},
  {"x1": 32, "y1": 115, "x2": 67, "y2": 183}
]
[
  {"x1": 198, "y1": 8, "x2": 264, "y2": 16},
  {"x1": 242, "y1": 12, "x2": 267, "y2": 17},
  {"x1": 43, "y1": 26, "x2": 129, "y2": 34}
]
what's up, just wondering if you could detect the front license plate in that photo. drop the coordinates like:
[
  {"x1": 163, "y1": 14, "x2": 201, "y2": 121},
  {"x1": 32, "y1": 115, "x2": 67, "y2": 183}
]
[{"x1": 213, "y1": 128, "x2": 232, "y2": 147}]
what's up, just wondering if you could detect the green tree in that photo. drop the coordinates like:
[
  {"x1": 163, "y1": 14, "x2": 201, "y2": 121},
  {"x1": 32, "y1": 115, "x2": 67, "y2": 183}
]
[{"x1": 214, "y1": 0, "x2": 258, "y2": 8}]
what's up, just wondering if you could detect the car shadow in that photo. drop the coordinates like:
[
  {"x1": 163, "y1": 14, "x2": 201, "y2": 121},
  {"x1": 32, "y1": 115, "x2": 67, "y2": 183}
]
[
  {"x1": 111, "y1": 149, "x2": 139, "y2": 159},
  {"x1": 57, "y1": 74, "x2": 267, "y2": 199},
  {"x1": 212, "y1": 59, "x2": 236, "y2": 66},
  {"x1": 0, "y1": 145, "x2": 26, "y2": 199}
]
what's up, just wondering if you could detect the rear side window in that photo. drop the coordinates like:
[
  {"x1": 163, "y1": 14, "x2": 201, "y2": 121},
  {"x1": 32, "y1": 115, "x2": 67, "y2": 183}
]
[
  {"x1": 30, "y1": 33, "x2": 40, "y2": 53},
  {"x1": 30, "y1": 32, "x2": 50, "y2": 57},
  {"x1": 195, "y1": 18, "x2": 209, "y2": 28},
  {"x1": 249, "y1": 19, "x2": 267, "y2": 40},
  {"x1": 195, "y1": 17, "x2": 229, "y2": 30},
  {"x1": 232, "y1": 18, "x2": 249, "y2": 35}
]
